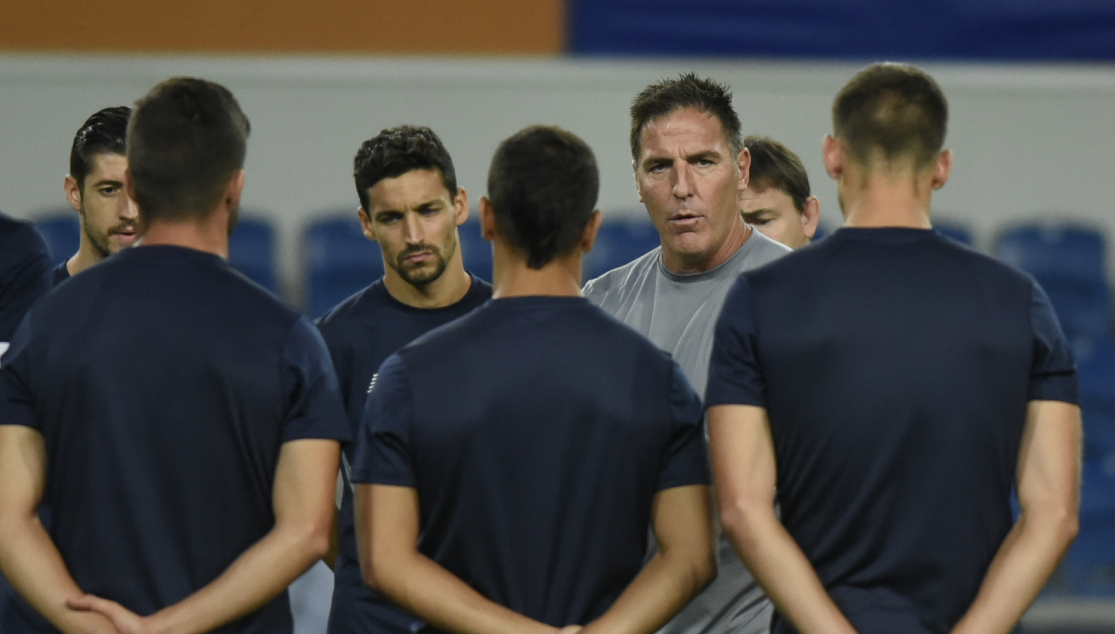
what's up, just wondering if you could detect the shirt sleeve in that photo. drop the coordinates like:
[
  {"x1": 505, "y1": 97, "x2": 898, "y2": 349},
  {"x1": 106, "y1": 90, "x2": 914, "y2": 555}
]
[
  {"x1": 0, "y1": 313, "x2": 42, "y2": 430},
  {"x1": 280, "y1": 316, "x2": 352, "y2": 443},
  {"x1": 1028, "y1": 280, "x2": 1078, "y2": 404},
  {"x1": 351, "y1": 353, "x2": 416, "y2": 487},
  {"x1": 656, "y1": 359, "x2": 711, "y2": 490},
  {"x1": 704, "y1": 274, "x2": 767, "y2": 408},
  {"x1": 0, "y1": 224, "x2": 53, "y2": 344}
]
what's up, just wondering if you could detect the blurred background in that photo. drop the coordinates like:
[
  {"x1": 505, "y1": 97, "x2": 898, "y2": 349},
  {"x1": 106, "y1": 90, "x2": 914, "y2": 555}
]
[{"x1": 3, "y1": 0, "x2": 1114, "y2": 632}]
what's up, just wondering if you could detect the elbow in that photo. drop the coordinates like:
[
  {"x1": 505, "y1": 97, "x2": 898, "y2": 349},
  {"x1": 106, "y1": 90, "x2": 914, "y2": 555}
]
[
  {"x1": 718, "y1": 496, "x2": 768, "y2": 562},
  {"x1": 360, "y1": 547, "x2": 398, "y2": 597},
  {"x1": 692, "y1": 547, "x2": 717, "y2": 594}
]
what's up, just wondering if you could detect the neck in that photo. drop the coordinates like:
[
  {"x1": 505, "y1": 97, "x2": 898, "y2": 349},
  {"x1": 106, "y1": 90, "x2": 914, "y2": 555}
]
[
  {"x1": 490, "y1": 242, "x2": 583, "y2": 299},
  {"x1": 140, "y1": 210, "x2": 231, "y2": 258},
  {"x1": 383, "y1": 262, "x2": 473, "y2": 309},
  {"x1": 663, "y1": 220, "x2": 752, "y2": 275},
  {"x1": 67, "y1": 241, "x2": 106, "y2": 277},
  {"x1": 841, "y1": 167, "x2": 933, "y2": 229}
]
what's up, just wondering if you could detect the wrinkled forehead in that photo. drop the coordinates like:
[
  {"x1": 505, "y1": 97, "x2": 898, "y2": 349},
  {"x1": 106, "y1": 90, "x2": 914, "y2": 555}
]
[{"x1": 638, "y1": 108, "x2": 731, "y2": 159}]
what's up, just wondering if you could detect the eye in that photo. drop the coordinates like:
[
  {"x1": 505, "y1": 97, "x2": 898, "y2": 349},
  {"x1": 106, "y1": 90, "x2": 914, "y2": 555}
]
[
  {"x1": 419, "y1": 206, "x2": 441, "y2": 216},
  {"x1": 98, "y1": 185, "x2": 119, "y2": 195},
  {"x1": 377, "y1": 213, "x2": 402, "y2": 224},
  {"x1": 647, "y1": 162, "x2": 669, "y2": 173}
]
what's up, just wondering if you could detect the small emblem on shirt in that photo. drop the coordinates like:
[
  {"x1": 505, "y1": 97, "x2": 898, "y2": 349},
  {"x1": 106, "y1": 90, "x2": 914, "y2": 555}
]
[{"x1": 367, "y1": 372, "x2": 378, "y2": 394}]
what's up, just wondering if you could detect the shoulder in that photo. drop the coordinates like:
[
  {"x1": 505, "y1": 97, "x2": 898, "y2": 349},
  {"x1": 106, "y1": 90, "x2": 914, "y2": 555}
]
[
  {"x1": 0, "y1": 216, "x2": 50, "y2": 270},
  {"x1": 583, "y1": 247, "x2": 661, "y2": 304},
  {"x1": 316, "y1": 281, "x2": 384, "y2": 329},
  {"x1": 740, "y1": 229, "x2": 792, "y2": 267}
]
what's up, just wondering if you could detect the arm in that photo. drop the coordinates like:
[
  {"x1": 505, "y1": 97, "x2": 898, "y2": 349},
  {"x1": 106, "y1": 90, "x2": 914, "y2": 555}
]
[
  {"x1": 950, "y1": 400, "x2": 1081, "y2": 634},
  {"x1": 580, "y1": 484, "x2": 716, "y2": 634},
  {"x1": 707, "y1": 404, "x2": 858, "y2": 634},
  {"x1": 0, "y1": 425, "x2": 118, "y2": 634},
  {"x1": 357, "y1": 483, "x2": 563, "y2": 634},
  {"x1": 70, "y1": 438, "x2": 342, "y2": 634}
]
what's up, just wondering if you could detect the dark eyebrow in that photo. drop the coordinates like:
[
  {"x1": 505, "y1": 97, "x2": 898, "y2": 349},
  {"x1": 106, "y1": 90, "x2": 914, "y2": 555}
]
[{"x1": 92, "y1": 179, "x2": 124, "y2": 188}]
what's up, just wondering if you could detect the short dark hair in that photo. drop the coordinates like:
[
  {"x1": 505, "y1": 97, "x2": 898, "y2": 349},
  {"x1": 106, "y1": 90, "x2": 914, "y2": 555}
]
[
  {"x1": 630, "y1": 73, "x2": 742, "y2": 161},
  {"x1": 127, "y1": 77, "x2": 250, "y2": 222},
  {"x1": 70, "y1": 106, "x2": 131, "y2": 190},
  {"x1": 353, "y1": 126, "x2": 458, "y2": 211},
  {"x1": 744, "y1": 135, "x2": 811, "y2": 213},
  {"x1": 832, "y1": 63, "x2": 948, "y2": 170},
  {"x1": 487, "y1": 126, "x2": 599, "y2": 270}
]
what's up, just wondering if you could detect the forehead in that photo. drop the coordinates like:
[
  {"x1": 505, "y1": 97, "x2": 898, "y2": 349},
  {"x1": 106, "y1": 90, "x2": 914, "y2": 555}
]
[
  {"x1": 365, "y1": 168, "x2": 451, "y2": 210},
  {"x1": 638, "y1": 107, "x2": 729, "y2": 159},
  {"x1": 86, "y1": 152, "x2": 127, "y2": 180},
  {"x1": 741, "y1": 186, "x2": 798, "y2": 213}
]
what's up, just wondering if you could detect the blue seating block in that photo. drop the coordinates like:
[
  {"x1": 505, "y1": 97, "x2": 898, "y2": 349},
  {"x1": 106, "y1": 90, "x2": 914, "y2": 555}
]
[
  {"x1": 584, "y1": 219, "x2": 660, "y2": 280},
  {"x1": 229, "y1": 215, "x2": 280, "y2": 294},
  {"x1": 458, "y1": 220, "x2": 492, "y2": 283},
  {"x1": 303, "y1": 214, "x2": 383, "y2": 319}
]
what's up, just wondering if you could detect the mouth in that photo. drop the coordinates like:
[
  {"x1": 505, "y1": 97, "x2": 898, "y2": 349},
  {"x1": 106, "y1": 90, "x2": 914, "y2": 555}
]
[
  {"x1": 667, "y1": 213, "x2": 702, "y2": 228},
  {"x1": 112, "y1": 228, "x2": 139, "y2": 242},
  {"x1": 401, "y1": 249, "x2": 436, "y2": 265}
]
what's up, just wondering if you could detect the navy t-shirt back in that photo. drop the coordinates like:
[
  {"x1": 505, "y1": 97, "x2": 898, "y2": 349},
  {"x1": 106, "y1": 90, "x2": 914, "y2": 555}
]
[
  {"x1": 316, "y1": 276, "x2": 491, "y2": 634},
  {"x1": 0, "y1": 245, "x2": 350, "y2": 634},
  {"x1": 352, "y1": 296, "x2": 710, "y2": 630},
  {"x1": 706, "y1": 228, "x2": 1078, "y2": 634}
]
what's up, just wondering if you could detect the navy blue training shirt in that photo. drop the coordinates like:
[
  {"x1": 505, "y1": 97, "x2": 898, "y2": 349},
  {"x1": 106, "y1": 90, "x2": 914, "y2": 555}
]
[
  {"x1": 706, "y1": 228, "x2": 1078, "y2": 634},
  {"x1": 0, "y1": 245, "x2": 350, "y2": 634},
  {"x1": 352, "y1": 296, "x2": 710, "y2": 630},
  {"x1": 0, "y1": 213, "x2": 52, "y2": 343},
  {"x1": 316, "y1": 276, "x2": 491, "y2": 634}
]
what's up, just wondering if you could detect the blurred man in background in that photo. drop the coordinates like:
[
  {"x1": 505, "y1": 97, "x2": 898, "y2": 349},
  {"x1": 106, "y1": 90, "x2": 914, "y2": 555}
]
[
  {"x1": 317, "y1": 125, "x2": 491, "y2": 634},
  {"x1": 584, "y1": 73, "x2": 788, "y2": 634},
  {"x1": 56, "y1": 106, "x2": 138, "y2": 284},
  {"x1": 740, "y1": 135, "x2": 820, "y2": 249}
]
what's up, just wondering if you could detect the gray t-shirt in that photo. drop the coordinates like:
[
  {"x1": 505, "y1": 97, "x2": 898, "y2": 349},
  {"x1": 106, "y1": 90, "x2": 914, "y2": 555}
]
[{"x1": 583, "y1": 228, "x2": 790, "y2": 634}]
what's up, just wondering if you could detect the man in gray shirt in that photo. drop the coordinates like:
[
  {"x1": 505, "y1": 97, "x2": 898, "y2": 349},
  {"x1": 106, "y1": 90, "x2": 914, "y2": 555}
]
[{"x1": 584, "y1": 74, "x2": 789, "y2": 634}]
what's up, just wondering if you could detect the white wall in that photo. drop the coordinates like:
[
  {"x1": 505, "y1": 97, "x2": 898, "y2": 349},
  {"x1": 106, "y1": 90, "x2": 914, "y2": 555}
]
[{"x1": 3, "y1": 55, "x2": 1114, "y2": 296}]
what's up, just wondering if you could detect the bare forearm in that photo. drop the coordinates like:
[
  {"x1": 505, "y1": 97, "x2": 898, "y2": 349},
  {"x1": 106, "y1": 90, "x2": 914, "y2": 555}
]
[
  {"x1": 0, "y1": 514, "x2": 115, "y2": 634},
  {"x1": 950, "y1": 510, "x2": 1077, "y2": 634},
  {"x1": 369, "y1": 551, "x2": 557, "y2": 634},
  {"x1": 146, "y1": 523, "x2": 328, "y2": 634},
  {"x1": 580, "y1": 548, "x2": 713, "y2": 634},
  {"x1": 722, "y1": 503, "x2": 857, "y2": 634}
]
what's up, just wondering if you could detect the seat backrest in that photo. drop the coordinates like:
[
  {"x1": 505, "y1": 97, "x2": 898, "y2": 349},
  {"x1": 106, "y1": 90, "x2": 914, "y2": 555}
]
[
  {"x1": 229, "y1": 214, "x2": 280, "y2": 294},
  {"x1": 303, "y1": 214, "x2": 384, "y2": 318}
]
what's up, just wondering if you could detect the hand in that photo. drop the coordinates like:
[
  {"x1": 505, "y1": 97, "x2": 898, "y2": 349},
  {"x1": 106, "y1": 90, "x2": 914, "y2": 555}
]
[{"x1": 67, "y1": 594, "x2": 152, "y2": 634}]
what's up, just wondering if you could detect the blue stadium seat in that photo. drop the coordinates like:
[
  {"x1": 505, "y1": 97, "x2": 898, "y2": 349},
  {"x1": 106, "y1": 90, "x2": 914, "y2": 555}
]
[
  {"x1": 458, "y1": 219, "x2": 492, "y2": 283},
  {"x1": 229, "y1": 215, "x2": 280, "y2": 295},
  {"x1": 33, "y1": 211, "x2": 80, "y2": 266},
  {"x1": 1061, "y1": 458, "x2": 1115, "y2": 596},
  {"x1": 584, "y1": 218, "x2": 660, "y2": 280},
  {"x1": 303, "y1": 213, "x2": 383, "y2": 319},
  {"x1": 933, "y1": 220, "x2": 974, "y2": 246},
  {"x1": 1076, "y1": 335, "x2": 1115, "y2": 462},
  {"x1": 995, "y1": 224, "x2": 1112, "y2": 342}
]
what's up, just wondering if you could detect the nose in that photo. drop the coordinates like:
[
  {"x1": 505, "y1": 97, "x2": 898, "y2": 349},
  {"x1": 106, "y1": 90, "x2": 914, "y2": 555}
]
[
  {"x1": 122, "y1": 195, "x2": 139, "y2": 220},
  {"x1": 403, "y1": 213, "x2": 423, "y2": 244},
  {"x1": 672, "y1": 162, "x2": 693, "y2": 199}
]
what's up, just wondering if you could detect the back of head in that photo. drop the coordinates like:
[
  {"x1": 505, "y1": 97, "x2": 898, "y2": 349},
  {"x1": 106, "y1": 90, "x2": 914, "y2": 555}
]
[
  {"x1": 127, "y1": 77, "x2": 250, "y2": 222},
  {"x1": 630, "y1": 73, "x2": 742, "y2": 162},
  {"x1": 70, "y1": 106, "x2": 131, "y2": 190},
  {"x1": 832, "y1": 63, "x2": 948, "y2": 171},
  {"x1": 744, "y1": 135, "x2": 811, "y2": 212},
  {"x1": 353, "y1": 125, "x2": 458, "y2": 210},
  {"x1": 487, "y1": 126, "x2": 599, "y2": 269}
]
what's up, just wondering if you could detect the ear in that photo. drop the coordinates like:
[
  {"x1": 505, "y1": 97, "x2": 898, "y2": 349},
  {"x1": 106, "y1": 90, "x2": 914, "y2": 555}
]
[
  {"x1": 580, "y1": 210, "x2": 603, "y2": 253},
  {"x1": 453, "y1": 187, "x2": 469, "y2": 226},
  {"x1": 930, "y1": 149, "x2": 952, "y2": 190},
  {"x1": 822, "y1": 135, "x2": 843, "y2": 180},
  {"x1": 64, "y1": 174, "x2": 82, "y2": 213},
  {"x1": 479, "y1": 197, "x2": 497, "y2": 242},
  {"x1": 736, "y1": 147, "x2": 752, "y2": 191},
  {"x1": 632, "y1": 160, "x2": 644, "y2": 204},
  {"x1": 801, "y1": 196, "x2": 821, "y2": 240},
  {"x1": 358, "y1": 207, "x2": 377, "y2": 242},
  {"x1": 225, "y1": 169, "x2": 245, "y2": 212}
]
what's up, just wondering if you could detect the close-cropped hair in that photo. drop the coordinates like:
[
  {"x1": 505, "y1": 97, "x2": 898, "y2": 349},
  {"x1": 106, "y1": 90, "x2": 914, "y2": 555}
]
[
  {"x1": 70, "y1": 106, "x2": 131, "y2": 190},
  {"x1": 832, "y1": 62, "x2": 948, "y2": 170},
  {"x1": 744, "y1": 135, "x2": 811, "y2": 213},
  {"x1": 629, "y1": 73, "x2": 742, "y2": 161},
  {"x1": 127, "y1": 77, "x2": 251, "y2": 222},
  {"x1": 487, "y1": 125, "x2": 599, "y2": 270},
  {"x1": 353, "y1": 126, "x2": 458, "y2": 212}
]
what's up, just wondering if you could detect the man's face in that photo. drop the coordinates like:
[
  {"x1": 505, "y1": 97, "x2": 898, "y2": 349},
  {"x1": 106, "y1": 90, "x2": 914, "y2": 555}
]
[
  {"x1": 67, "y1": 153, "x2": 139, "y2": 257},
  {"x1": 635, "y1": 107, "x2": 748, "y2": 273},
  {"x1": 741, "y1": 186, "x2": 817, "y2": 249},
  {"x1": 360, "y1": 169, "x2": 466, "y2": 288}
]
